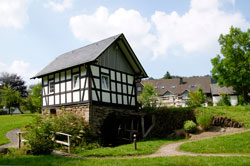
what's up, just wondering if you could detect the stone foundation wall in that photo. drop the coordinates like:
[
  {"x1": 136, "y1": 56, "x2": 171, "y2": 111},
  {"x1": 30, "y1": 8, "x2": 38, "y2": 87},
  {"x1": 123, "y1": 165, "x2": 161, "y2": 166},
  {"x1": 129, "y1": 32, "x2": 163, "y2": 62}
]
[
  {"x1": 91, "y1": 105, "x2": 136, "y2": 132},
  {"x1": 42, "y1": 104, "x2": 90, "y2": 123}
]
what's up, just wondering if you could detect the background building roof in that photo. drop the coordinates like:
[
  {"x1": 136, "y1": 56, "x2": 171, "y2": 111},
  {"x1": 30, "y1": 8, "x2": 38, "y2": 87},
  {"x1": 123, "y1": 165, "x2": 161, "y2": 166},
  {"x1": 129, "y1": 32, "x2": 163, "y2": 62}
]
[{"x1": 210, "y1": 84, "x2": 237, "y2": 95}]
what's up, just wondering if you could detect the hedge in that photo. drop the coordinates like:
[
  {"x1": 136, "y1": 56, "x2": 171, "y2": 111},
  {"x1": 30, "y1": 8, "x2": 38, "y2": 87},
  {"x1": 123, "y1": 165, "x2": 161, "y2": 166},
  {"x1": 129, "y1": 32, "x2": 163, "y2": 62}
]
[{"x1": 146, "y1": 107, "x2": 196, "y2": 138}]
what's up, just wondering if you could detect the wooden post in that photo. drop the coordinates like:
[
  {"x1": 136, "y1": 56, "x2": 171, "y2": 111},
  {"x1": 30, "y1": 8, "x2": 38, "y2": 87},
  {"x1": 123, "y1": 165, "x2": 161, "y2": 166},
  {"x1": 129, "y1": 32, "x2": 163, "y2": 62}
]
[
  {"x1": 18, "y1": 132, "x2": 21, "y2": 149},
  {"x1": 68, "y1": 135, "x2": 71, "y2": 153}
]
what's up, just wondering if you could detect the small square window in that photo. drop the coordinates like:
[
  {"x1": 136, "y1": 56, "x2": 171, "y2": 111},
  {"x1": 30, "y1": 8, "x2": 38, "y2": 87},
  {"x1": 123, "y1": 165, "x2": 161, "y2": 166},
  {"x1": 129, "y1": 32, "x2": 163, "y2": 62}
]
[
  {"x1": 73, "y1": 74, "x2": 79, "y2": 89},
  {"x1": 49, "y1": 80, "x2": 54, "y2": 93},
  {"x1": 101, "y1": 74, "x2": 109, "y2": 90}
]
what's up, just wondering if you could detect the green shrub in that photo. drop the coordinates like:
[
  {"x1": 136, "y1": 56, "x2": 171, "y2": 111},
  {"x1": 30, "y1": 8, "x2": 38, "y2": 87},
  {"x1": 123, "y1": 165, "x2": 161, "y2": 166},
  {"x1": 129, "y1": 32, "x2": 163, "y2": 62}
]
[
  {"x1": 51, "y1": 112, "x2": 97, "y2": 147},
  {"x1": 25, "y1": 112, "x2": 98, "y2": 155},
  {"x1": 217, "y1": 94, "x2": 231, "y2": 106},
  {"x1": 25, "y1": 116, "x2": 54, "y2": 155},
  {"x1": 196, "y1": 111, "x2": 212, "y2": 130},
  {"x1": 184, "y1": 120, "x2": 197, "y2": 133}
]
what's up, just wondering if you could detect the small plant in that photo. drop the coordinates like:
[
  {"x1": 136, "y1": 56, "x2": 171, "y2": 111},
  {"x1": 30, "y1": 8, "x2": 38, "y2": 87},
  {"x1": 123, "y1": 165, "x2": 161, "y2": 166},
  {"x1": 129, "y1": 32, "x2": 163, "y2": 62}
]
[
  {"x1": 196, "y1": 111, "x2": 212, "y2": 130},
  {"x1": 183, "y1": 120, "x2": 197, "y2": 133}
]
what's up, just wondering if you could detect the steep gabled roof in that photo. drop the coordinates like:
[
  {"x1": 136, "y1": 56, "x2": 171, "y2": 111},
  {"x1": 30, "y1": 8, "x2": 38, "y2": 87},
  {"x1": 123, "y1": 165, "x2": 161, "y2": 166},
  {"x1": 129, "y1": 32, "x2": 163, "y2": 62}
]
[
  {"x1": 210, "y1": 84, "x2": 237, "y2": 95},
  {"x1": 142, "y1": 77, "x2": 211, "y2": 96},
  {"x1": 32, "y1": 33, "x2": 147, "y2": 79}
]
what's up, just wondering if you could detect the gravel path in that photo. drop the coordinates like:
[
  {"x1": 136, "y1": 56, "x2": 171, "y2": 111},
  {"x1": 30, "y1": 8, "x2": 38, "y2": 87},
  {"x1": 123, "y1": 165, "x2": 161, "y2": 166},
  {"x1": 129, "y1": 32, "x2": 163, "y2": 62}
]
[
  {"x1": 52, "y1": 127, "x2": 250, "y2": 159},
  {"x1": 0, "y1": 128, "x2": 20, "y2": 148}
]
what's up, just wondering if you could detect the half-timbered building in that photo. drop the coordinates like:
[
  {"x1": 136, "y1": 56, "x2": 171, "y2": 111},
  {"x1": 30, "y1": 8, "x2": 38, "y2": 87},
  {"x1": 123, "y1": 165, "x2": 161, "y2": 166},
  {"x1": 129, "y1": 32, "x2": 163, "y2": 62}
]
[{"x1": 32, "y1": 34, "x2": 147, "y2": 131}]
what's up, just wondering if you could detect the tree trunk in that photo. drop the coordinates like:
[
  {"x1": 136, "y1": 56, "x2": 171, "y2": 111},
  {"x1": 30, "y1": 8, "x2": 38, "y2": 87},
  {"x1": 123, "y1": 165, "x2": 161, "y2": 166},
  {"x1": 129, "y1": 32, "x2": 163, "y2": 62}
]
[{"x1": 243, "y1": 91, "x2": 249, "y2": 104}]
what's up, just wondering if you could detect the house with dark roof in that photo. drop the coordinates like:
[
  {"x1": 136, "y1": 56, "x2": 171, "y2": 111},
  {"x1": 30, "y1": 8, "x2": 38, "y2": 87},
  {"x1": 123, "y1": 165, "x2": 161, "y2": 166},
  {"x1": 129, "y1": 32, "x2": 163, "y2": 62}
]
[
  {"x1": 210, "y1": 84, "x2": 238, "y2": 106},
  {"x1": 32, "y1": 34, "x2": 147, "y2": 130},
  {"x1": 137, "y1": 77, "x2": 211, "y2": 107}
]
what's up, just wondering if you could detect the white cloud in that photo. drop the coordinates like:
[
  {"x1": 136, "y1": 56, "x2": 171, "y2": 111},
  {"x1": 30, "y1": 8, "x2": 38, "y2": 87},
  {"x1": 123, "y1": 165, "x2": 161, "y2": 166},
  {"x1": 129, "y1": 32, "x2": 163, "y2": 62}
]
[
  {"x1": 44, "y1": 0, "x2": 73, "y2": 12},
  {"x1": 151, "y1": 0, "x2": 250, "y2": 58},
  {"x1": 69, "y1": 0, "x2": 250, "y2": 59},
  {"x1": 69, "y1": 6, "x2": 155, "y2": 58},
  {"x1": 0, "y1": 60, "x2": 38, "y2": 85},
  {"x1": 0, "y1": 0, "x2": 31, "y2": 29}
]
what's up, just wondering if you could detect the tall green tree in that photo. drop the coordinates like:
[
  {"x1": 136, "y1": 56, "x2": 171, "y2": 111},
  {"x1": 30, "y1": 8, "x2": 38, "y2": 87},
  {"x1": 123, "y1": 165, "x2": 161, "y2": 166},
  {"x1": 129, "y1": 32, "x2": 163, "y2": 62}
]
[
  {"x1": 163, "y1": 71, "x2": 172, "y2": 79},
  {"x1": 0, "y1": 86, "x2": 22, "y2": 114},
  {"x1": 138, "y1": 83, "x2": 158, "y2": 108},
  {"x1": 23, "y1": 83, "x2": 42, "y2": 113},
  {"x1": 211, "y1": 26, "x2": 250, "y2": 103},
  {"x1": 186, "y1": 87, "x2": 206, "y2": 107}
]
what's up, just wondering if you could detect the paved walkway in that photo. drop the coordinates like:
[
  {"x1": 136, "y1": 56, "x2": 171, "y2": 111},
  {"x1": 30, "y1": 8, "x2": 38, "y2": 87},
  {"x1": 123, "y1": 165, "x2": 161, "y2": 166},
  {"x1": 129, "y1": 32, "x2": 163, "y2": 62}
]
[
  {"x1": 52, "y1": 127, "x2": 250, "y2": 159},
  {"x1": 0, "y1": 128, "x2": 20, "y2": 149}
]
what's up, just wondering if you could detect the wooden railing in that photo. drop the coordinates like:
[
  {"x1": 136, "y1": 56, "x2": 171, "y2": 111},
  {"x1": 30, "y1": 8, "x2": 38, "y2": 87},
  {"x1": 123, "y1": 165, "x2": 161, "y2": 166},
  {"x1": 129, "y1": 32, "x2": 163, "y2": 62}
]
[{"x1": 17, "y1": 131, "x2": 72, "y2": 153}]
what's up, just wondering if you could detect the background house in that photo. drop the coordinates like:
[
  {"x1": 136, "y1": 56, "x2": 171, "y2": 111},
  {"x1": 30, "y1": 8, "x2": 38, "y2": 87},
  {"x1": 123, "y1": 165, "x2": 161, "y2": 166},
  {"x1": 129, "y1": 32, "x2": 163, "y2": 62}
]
[
  {"x1": 137, "y1": 77, "x2": 211, "y2": 107},
  {"x1": 210, "y1": 84, "x2": 238, "y2": 106}
]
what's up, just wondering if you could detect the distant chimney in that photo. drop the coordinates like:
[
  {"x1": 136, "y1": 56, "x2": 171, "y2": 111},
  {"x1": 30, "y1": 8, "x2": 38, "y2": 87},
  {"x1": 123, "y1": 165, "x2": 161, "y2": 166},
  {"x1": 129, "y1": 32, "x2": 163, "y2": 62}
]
[{"x1": 180, "y1": 78, "x2": 183, "y2": 84}]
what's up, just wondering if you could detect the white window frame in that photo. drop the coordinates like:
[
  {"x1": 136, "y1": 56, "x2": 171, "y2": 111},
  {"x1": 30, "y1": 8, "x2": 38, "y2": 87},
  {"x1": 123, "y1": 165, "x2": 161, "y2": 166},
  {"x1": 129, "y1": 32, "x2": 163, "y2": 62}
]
[
  {"x1": 49, "y1": 80, "x2": 55, "y2": 94},
  {"x1": 73, "y1": 74, "x2": 80, "y2": 90},
  {"x1": 101, "y1": 74, "x2": 109, "y2": 90}
]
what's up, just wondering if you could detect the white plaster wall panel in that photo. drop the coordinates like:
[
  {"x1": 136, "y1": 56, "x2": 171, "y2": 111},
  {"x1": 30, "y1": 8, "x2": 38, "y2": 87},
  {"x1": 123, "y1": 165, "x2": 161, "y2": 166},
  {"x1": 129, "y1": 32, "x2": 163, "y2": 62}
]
[
  {"x1": 73, "y1": 67, "x2": 79, "y2": 73},
  {"x1": 66, "y1": 70, "x2": 71, "y2": 79},
  {"x1": 55, "y1": 95, "x2": 59, "y2": 104},
  {"x1": 84, "y1": 90, "x2": 89, "y2": 101},
  {"x1": 123, "y1": 84, "x2": 127, "y2": 94},
  {"x1": 128, "y1": 86, "x2": 132, "y2": 95},
  {"x1": 123, "y1": 95, "x2": 127, "y2": 105},
  {"x1": 111, "y1": 71, "x2": 115, "y2": 80},
  {"x1": 122, "y1": 74, "x2": 126, "y2": 83},
  {"x1": 213, "y1": 96, "x2": 221, "y2": 106},
  {"x1": 81, "y1": 66, "x2": 86, "y2": 76},
  {"x1": 230, "y1": 96, "x2": 238, "y2": 106},
  {"x1": 60, "y1": 71, "x2": 65, "y2": 81},
  {"x1": 132, "y1": 88, "x2": 135, "y2": 95},
  {"x1": 118, "y1": 95, "x2": 122, "y2": 104},
  {"x1": 91, "y1": 65, "x2": 99, "y2": 76},
  {"x1": 61, "y1": 82, "x2": 65, "y2": 92},
  {"x1": 55, "y1": 73, "x2": 59, "y2": 82},
  {"x1": 116, "y1": 72, "x2": 121, "y2": 81},
  {"x1": 67, "y1": 93, "x2": 72, "y2": 103},
  {"x1": 81, "y1": 78, "x2": 87, "y2": 88},
  {"x1": 127, "y1": 75, "x2": 134, "y2": 84},
  {"x1": 66, "y1": 81, "x2": 72, "y2": 91},
  {"x1": 92, "y1": 91, "x2": 97, "y2": 101},
  {"x1": 43, "y1": 97, "x2": 46, "y2": 106},
  {"x1": 43, "y1": 86, "x2": 48, "y2": 95},
  {"x1": 49, "y1": 96, "x2": 54, "y2": 105},
  {"x1": 73, "y1": 91, "x2": 80, "y2": 102},
  {"x1": 111, "y1": 82, "x2": 116, "y2": 92},
  {"x1": 61, "y1": 94, "x2": 65, "y2": 104},
  {"x1": 43, "y1": 76, "x2": 48, "y2": 85},
  {"x1": 101, "y1": 68, "x2": 109, "y2": 74},
  {"x1": 102, "y1": 92, "x2": 110, "y2": 103},
  {"x1": 55, "y1": 84, "x2": 59, "y2": 93},
  {"x1": 131, "y1": 97, "x2": 135, "y2": 106},
  {"x1": 112, "y1": 93, "x2": 116, "y2": 104},
  {"x1": 94, "y1": 78, "x2": 100, "y2": 89},
  {"x1": 117, "y1": 83, "x2": 122, "y2": 93}
]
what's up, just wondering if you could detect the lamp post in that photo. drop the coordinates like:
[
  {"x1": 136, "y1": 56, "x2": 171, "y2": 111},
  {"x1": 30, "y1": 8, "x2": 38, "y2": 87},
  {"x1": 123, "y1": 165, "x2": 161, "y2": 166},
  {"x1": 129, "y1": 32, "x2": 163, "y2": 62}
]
[{"x1": 133, "y1": 134, "x2": 137, "y2": 150}]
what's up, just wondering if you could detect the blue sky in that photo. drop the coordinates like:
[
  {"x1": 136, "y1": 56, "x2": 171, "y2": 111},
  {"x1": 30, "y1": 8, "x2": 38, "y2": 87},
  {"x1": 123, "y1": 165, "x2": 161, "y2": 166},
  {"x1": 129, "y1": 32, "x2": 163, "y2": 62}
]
[{"x1": 0, "y1": 0, "x2": 250, "y2": 85}]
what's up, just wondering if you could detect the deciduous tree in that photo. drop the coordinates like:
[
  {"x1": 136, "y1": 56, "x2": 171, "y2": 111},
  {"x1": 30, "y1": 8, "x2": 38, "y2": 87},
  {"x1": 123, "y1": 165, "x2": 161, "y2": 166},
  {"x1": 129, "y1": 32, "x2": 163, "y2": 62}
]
[{"x1": 211, "y1": 26, "x2": 250, "y2": 103}]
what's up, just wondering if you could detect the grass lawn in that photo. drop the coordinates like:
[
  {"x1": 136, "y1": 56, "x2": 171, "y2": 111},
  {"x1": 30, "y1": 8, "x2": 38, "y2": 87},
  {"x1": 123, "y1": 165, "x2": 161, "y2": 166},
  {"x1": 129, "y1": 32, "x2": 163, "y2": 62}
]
[
  {"x1": 196, "y1": 106, "x2": 250, "y2": 128},
  {"x1": 0, "y1": 114, "x2": 38, "y2": 145},
  {"x1": 76, "y1": 138, "x2": 185, "y2": 157},
  {"x1": 179, "y1": 131, "x2": 250, "y2": 154},
  {"x1": 1, "y1": 155, "x2": 250, "y2": 166}
]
